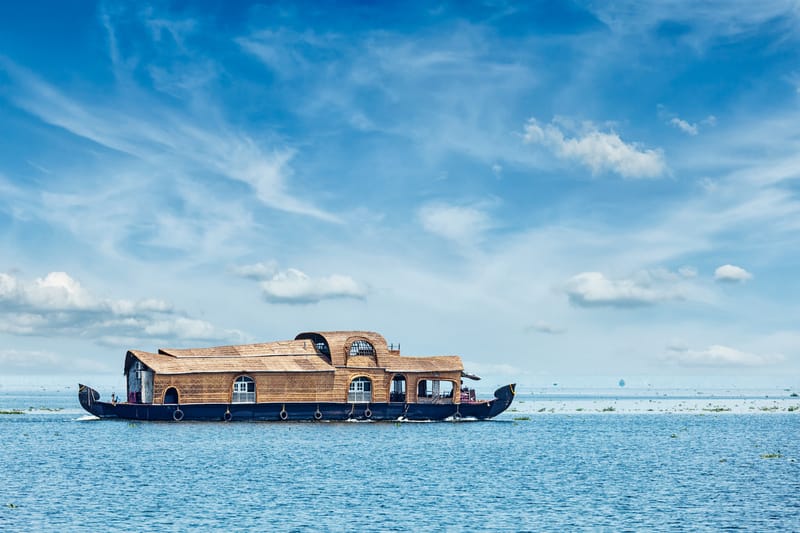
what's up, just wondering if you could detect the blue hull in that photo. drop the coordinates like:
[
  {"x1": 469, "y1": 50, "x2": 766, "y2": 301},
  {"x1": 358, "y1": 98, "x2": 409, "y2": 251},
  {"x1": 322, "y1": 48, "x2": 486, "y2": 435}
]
[{"x1": 78, "y1": 383, "x2": 515, "y2": 422}]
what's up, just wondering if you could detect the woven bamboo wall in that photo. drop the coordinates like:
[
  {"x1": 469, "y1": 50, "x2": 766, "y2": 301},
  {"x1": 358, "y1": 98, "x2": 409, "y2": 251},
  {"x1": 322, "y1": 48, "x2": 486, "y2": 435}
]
[{"x1": 151, "y1": 368, "x2": 463, "y2": 404}]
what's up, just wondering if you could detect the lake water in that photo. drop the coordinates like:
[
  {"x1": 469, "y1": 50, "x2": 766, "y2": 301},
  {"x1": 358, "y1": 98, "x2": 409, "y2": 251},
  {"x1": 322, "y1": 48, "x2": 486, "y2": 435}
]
[{"x1": 1, "y1": 391, "x2": 798, "y2": 531}]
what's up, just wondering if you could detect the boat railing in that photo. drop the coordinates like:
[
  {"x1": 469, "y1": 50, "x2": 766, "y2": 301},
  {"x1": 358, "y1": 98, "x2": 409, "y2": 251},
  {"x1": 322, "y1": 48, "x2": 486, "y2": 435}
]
[{"x1": 460, "y1": 388, "x2": 477, "y2": 403}]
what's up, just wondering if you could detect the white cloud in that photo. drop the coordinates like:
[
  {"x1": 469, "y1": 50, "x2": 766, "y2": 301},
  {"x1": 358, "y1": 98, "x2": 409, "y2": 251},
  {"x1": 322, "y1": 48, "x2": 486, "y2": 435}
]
[
  {"x1": 564, "y1": 270, "x2": 689, "y2": 307},
  {"x1": 664, "y1": 344, "x2": 783, "y2": 367},
  {"x1": 0, "y1": 271, "x2": 170, "y2": 314},
  {"x1": 714, "y1": 264, "x2": 753, "y2": 282},
  {"x1": 418, "y1": 203, "x2": 492, "y2": 245},
  {"x1": 0, "y1": 349, "x2": 111, "y2": 373},
  {"x1": 527, "y1": 321, "x2": 565, "y2": 335},
  {"x1": 0, "y1": 271, "x2": 240, "y2": 344},
  {"x1": 230, "y1": 261, "x2": 279, "y2": 281},
  {"x1": 670, "y1": 117, "x2": 698, "y2": 136},
  {"x1": 259, "y1": 268, "x2": 366, "y2": 304},
  {"x1": 491, "y1": 163, "x2": 503, "y2": 178},
  {"x1": 0, "y1": 59, "x2": 339, "y2": 223},
  {"x1": 523, "y1": 117, "x2": 666, "y2": 179}
]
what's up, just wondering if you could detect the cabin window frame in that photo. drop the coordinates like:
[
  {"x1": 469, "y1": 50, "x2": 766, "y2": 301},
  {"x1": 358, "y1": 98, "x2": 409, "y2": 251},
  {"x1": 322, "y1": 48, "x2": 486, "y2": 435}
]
[
  {"x1": 232, "y1": 375, "x2": 256, "y2": 404},
  {"x1": 348, "y1": 376, "x2": 372, "y2": 403},
  {"x1": 390, "y1": 374, "x2": 407, "y2": 403},
  {"x1": 348, "y1": 340, "x2": 376, "y2": 357},
  {"x1": 416, "y1": 379, "x2": 455, "y2": 403}
]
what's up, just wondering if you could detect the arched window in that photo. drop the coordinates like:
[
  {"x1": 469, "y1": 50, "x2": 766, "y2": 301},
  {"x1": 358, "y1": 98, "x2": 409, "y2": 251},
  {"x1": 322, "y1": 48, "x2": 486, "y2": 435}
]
[
  {"x1": 349, "y1": 340, "x2": 376, "y2": 357},
  {"x1": 390, "y1": 375, "x2": 406, "y2": 403},
  {"x1": 163, "y1": 387, "x2": 179, "y2": 404},
  {"x1": 348, "y1": 377, "x2": 372, "y2": 403},
  {"x1": 232, "y1": 376, "x2": 255, "y2": 403},
  {"x1": 295, "y1": 333, "x2": 330, "y2": 357}
]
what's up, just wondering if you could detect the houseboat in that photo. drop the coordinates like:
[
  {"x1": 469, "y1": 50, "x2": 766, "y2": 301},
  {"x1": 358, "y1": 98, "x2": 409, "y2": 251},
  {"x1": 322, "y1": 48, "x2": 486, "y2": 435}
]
[{"x1": 78, "y1": 330, "x2": 516, "y2": 421}]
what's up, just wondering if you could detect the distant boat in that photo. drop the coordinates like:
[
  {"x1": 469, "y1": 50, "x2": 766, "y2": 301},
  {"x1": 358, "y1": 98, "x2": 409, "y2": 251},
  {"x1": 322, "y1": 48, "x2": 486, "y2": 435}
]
[{"x1": 78, "y1": 330, "x2": 516, "y2": 422}]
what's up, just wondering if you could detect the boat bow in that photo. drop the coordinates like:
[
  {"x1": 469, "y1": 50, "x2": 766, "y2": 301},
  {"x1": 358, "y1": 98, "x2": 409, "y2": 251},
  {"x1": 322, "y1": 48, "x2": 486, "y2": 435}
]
[{"x1": 78, "y1": 384, "x2": 117, "y2": 418}]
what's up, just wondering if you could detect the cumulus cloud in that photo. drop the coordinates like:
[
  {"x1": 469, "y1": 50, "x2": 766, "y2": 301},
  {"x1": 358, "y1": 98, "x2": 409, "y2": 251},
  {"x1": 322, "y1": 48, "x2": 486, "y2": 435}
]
[
  {"x1": 564, "y1": 269, "x2": 690, "y2": 307},
  {"x1": 664, "y1": 344, "x2": 783, "y2": 366},
  {"x1": 418, "y1": 203, "x2": 492, "y2": 245},
  {"x1": 523, "y1": 117, "x2": 666, "y2": 179},
  {"x1": 0, "y1": 271, "x2": 171, "y2": 314},
  {"x1": 667, "y1": 115, "x2": 716, "y2": 136},
  {"x1": 230, "y1": 261, "x2": 279, "y2": 281},
  {"x1": 714, "y1": 264, "x2": 753, "y2": 283},
  {"x1": 669, "y1": 117, "x2": 698, "y2": 136},
  {"x1": 0, "y1": 271, "x2": 241, "y2": 344},
  {"x1": 259, "y1": 268, "x2": 366, "y2": 304},
  {"x1": 526, "y1": 321, "x2": 565, "y2": 335}
]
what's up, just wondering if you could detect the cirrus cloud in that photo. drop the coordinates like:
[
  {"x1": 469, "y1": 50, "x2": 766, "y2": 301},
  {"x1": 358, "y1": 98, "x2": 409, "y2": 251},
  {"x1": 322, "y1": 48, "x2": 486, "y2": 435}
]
[
  {"x1": 418, "y1": 202, "x2": 492, "y2": 245},
  {"x1": 526, "y1": 320, "x2": 566, "y2": 335},
  {"x1": 663, "y1": 344, "x2": 783, "y2": 367}
]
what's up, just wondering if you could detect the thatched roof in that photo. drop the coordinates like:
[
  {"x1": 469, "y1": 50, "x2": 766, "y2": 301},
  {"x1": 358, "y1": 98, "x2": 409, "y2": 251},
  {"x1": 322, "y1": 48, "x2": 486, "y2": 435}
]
[
  {"x1": 159, "y1": 339, "x2": 317, "y2": 358},
  {"x1": 385, "y1": 356, "x2": 463, "y2": 373},
  {"x1": 125, "y1": 331, "x2": 463, "y2": 375},
  {"x1": 127, "y1": 349, "x2": 334, "y2": 375}
]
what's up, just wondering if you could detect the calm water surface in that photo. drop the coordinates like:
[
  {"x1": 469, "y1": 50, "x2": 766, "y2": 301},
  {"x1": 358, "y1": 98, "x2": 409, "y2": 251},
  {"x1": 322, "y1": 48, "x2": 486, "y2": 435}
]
[{"x1": 1, "y1": 392, "x2": 798, "y2": 531}]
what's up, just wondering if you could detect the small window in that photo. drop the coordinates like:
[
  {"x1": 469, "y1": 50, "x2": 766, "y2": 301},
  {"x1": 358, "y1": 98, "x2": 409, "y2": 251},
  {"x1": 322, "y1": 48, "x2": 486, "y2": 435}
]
[
  {"x1": 349, "y1": 340, "x2": 376, "y2": 357},
  {"x1": 348, "y1": 377, "x2": 372, "y2": 403},
  {"x1": 232, "y1": 376, "x2": 255, "y2": 403},
  {"x1": 390, "y1": 375, "x2": 406, "y2": 403}
]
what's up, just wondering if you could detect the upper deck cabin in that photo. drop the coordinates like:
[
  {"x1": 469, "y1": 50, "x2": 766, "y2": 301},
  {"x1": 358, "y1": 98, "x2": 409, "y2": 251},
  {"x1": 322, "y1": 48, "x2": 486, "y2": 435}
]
[{"x1": 123, "y1": 331, "x2": 466, "y2": 406}]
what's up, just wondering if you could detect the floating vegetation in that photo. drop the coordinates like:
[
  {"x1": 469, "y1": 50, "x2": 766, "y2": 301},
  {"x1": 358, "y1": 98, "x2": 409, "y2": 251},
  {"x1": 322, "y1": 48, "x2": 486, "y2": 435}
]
[
  {"x1": 790, "y1": 393, "x2": 798, "y2": 398},
  {"x1": 513, "y1": 416, "x2": 531, "y2": 421},
  {"x1": 759, "y1": 406, "x2": 779, "y2": 412},
  {"x1": 719, "y1": 459, "x2": 727, "y2": 463},
  {"x1": 670, "y1": 434, "x2": 678, "y2": 439},
  {"x1": 788, "y1": 406, "x2": 798, "y2": 412},
  {"x1": 27, "y1": 406, "x2": 63, "y2": 412},
  {"x1": 702, "y1": 407, "x2": 731, "y2": 412},
  {"x1": 5, "y1": 503, "x2": 18, "y2": 508},
  {"x1": 601, "y1": 406, "x2": 616, "y2": 412},
  {"x1": 761, "y1": 453, "x2": 782, "y2": 459},
  {"x1": 538, "y1": 407, "x2": 546, "y2": 413},
  {"x1": 575, "y1": 408, "x2": 584, "y2": 412},
  {"x1": 0, "y1": 410, "x2": 24, "y2": 415}
]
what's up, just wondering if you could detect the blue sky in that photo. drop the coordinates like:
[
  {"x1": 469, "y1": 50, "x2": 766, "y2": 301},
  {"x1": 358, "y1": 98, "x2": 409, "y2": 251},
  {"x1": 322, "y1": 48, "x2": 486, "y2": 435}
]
[{"x1": 1, "y1": 1, "x2": 799, "y2": 391}]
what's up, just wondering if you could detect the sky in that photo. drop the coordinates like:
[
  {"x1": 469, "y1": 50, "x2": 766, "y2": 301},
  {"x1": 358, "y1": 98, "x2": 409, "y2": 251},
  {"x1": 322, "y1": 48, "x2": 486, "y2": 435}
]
[{"x1": 1, "y1": 1, "x2": 799, "y2": 392}]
